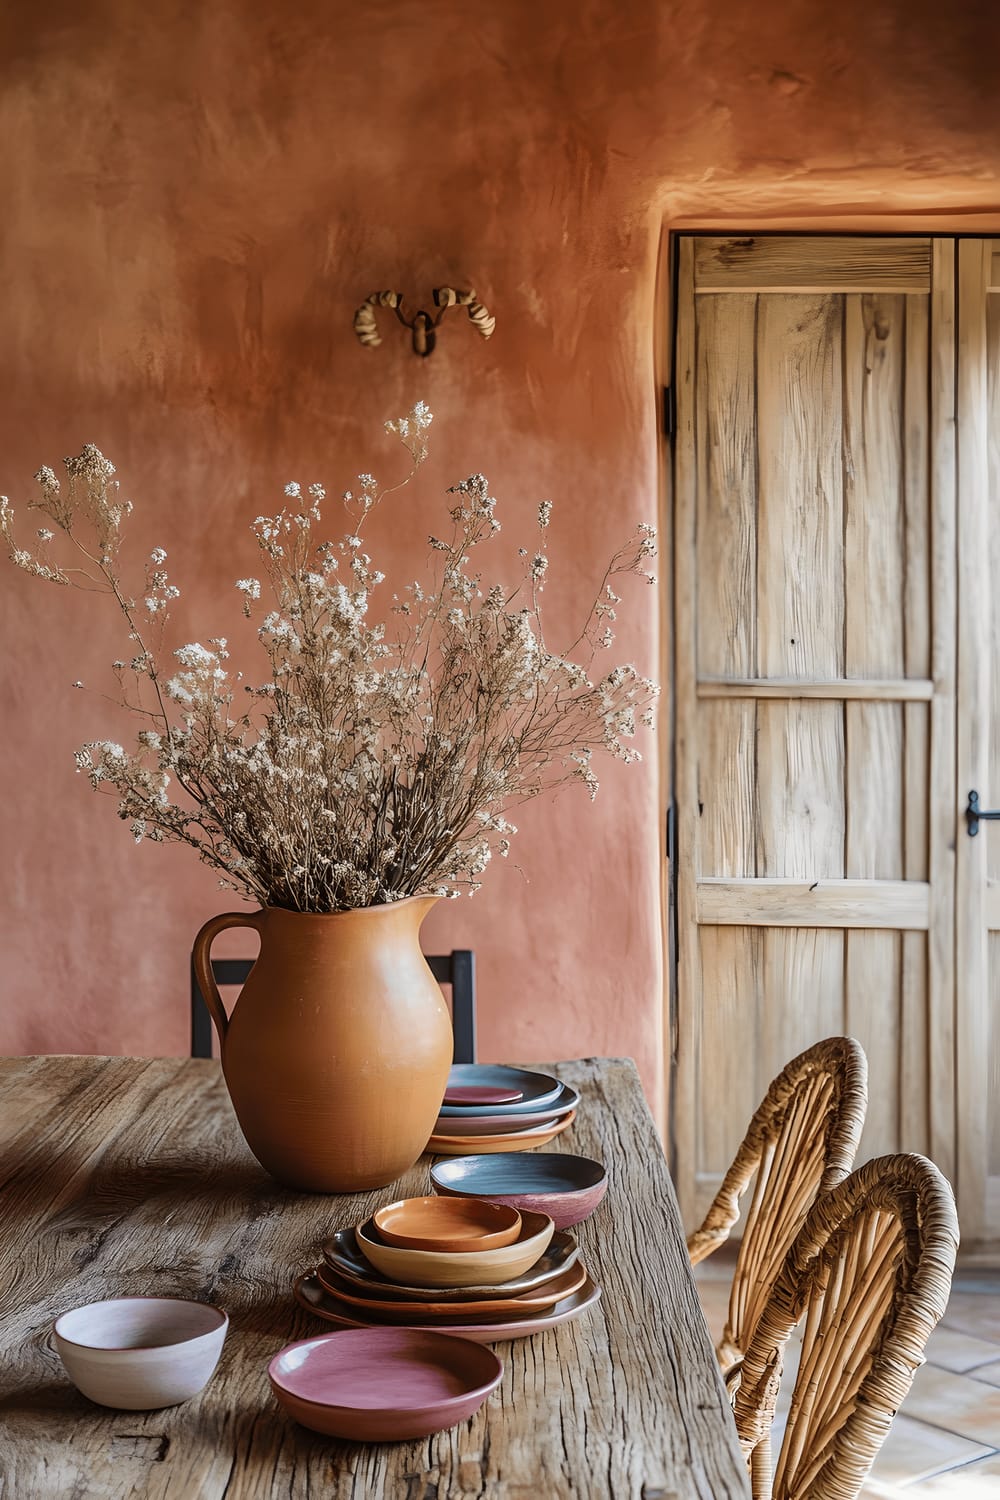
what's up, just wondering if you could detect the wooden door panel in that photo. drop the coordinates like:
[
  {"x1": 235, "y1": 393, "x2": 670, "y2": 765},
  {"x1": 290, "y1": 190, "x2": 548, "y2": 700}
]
[
  {"x1": 842, "y1": 288, "x2": 923, "y2": 1142},
  {"x1": 960, "y1": 238, "x2": 1000, "y2": 1241},
  {"x1": 989, "y1": 936, "x2": 1000, "y2": 1224},
  {"x1": 756, "y1": 293, "x2": 844, "y2": 680},
  {"x1": 989, "y1": 282, "x2": 1000, "y2": 1235},
  {"x1": 694, "y1": 291, "x2": 757, "y2": 677},
  {"x1": 674, "y1": 235, "x2": 951, "y2": 1228}
]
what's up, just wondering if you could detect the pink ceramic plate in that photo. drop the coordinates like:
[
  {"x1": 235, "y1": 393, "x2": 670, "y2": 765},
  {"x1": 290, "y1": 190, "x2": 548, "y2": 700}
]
[
  {"x1": 268, "y1": 1327, "x2": 502, "y2": 1441},
  {"x1": 294, "y1": 1268, "x2": 601, "y2": 1343},
  {"x1": 444, "y1": 1085, "x2": 523, "y2": 1106},
  {"x1": 432, "y1": 1099, "x2": 577, "y2": 1136},
  {"x1": 427, "y1": 1112, "x2": 575, "y2": 1156}
]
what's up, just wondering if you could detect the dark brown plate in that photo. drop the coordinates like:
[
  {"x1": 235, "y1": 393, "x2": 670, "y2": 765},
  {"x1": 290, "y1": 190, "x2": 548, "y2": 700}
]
[
  {"x1": 316, "y1": 1259, "x2": 587, "y2": 1319},
  {"x1": 295, "y1": 1270, "x2": 602, "y2": 1344}
]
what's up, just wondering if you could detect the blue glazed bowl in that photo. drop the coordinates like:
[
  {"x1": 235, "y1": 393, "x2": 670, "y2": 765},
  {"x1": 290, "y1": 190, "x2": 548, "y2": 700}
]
[{"x1": 430, "y1": 1152, "x2": 608, "y2": 1231}]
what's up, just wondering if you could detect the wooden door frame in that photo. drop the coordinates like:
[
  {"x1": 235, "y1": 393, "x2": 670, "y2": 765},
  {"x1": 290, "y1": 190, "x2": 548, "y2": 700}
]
[
  {"x1": 656, "y1": 217, "x2": 1000, "y2": 1230},
  {"x1": 956, "y1": 239, "x2": 996, "y2": 1245}
]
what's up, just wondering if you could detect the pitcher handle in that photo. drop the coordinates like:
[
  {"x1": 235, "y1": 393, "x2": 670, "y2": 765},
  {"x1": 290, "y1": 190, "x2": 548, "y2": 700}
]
[{"x1": 191, "y1": 910, "x2": 265, "y2": 1049}]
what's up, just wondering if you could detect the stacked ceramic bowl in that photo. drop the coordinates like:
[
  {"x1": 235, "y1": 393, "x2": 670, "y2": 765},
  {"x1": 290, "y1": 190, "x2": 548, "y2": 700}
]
[
  {"x1": 294, "y1": 1193, "x2": 601, "y2": 1343},
  {"x1": 426, "y1": 1064, "x2": 581, "y2": 1155}
]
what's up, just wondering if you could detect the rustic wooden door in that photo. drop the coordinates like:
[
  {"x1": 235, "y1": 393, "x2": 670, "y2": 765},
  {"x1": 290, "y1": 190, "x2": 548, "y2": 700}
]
[
  {"x1": 672, "y1": 235, "x2": 959, "y2": 1232},
  {"x1": 956, "y1": 239, "x2": 1000, "y2": 1244}
]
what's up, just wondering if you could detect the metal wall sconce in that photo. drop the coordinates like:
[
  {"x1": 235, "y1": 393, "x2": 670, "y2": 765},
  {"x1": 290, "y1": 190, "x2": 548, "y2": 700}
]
[{"x1": 353, "y1": 287, "x2": 496, "y2": 357}]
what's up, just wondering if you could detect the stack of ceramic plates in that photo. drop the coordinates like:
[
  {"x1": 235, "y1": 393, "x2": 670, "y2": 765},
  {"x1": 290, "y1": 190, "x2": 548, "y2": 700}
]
[
  {"x1": 426, "y1": 1064, "x2": 580, "y2": 1156},
  {"x1": 294, "y1": 1194, "x2": 601, "y2": 1343}
]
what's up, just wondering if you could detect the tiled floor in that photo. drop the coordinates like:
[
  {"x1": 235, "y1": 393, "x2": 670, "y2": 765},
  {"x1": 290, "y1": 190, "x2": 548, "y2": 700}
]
[{"x1": 694, "y1": 1251, "x2": 1000, "y2": 1496}]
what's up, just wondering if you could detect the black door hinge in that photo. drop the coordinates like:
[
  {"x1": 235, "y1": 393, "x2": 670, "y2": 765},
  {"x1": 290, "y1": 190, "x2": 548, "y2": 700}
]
[
  {"x1": 662, "y1": 386, "x2": 676, "y2": 438},
  {"x1": 666, "y1": 798, "x2": 679, "y2": 956}
]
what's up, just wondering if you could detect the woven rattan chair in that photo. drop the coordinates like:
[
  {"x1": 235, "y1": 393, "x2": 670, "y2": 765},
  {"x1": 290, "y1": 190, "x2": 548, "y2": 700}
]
[
  {"x1": 688, "y1": 1036, "x2": 868, "y2": 1373},
  {"x1": 731, "y1": 1153, "x2": 959, "y2": 1500}
]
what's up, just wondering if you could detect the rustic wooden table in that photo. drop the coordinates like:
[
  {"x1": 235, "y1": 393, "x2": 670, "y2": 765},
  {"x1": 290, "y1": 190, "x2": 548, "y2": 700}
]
[{"x1": 0, "y1": 1054, "x2": 750, "y2": 1499}]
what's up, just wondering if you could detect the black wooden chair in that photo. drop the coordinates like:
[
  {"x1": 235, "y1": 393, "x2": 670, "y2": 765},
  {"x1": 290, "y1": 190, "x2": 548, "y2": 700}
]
[{"x1": 190, "y1": 949, "x2": 477, "y2": 1064}]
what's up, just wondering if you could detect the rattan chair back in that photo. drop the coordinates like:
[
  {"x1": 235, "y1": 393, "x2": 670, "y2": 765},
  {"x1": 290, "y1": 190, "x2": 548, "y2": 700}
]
[
  {"x1": 688, "y1": 1036, "x2": 868, "y2": 1370},
  {"x1": 732, "y1": 1153, "x2": 959, "y2": 1500}
]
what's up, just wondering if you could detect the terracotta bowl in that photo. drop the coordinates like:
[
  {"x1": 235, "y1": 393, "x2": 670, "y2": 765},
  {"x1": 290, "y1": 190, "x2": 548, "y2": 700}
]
[
  {"x1": 322, "y1": 1225, "x2": 580, "y2": 1300},
  {"x1": 373, "y1": 1195, "x2": 522, "y2": 1252},
  {"x1": 431, "y1": 1153, "x2": 609, "y2": 1230},
  {"x1": 53, "y1": 1297, "x2": 228, "y2": 1410},
  {"x1": 268, "y1": 1327, "x2": 503, "y2": 1441},
  {"x1": 356, "y1": 1208, "x2": 554, "y2": 1288}
]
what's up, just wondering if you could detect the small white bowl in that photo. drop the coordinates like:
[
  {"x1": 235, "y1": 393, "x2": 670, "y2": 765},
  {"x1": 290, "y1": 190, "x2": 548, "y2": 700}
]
[{"x1": 54, "y1": 1297, "x2": 228, "y2": 1410}]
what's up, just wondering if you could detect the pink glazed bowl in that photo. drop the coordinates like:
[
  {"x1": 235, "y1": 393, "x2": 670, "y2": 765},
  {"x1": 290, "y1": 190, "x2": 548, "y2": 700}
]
[
  {"x1": 54, "y1": 1297, "x2": 228, "y2": 1410},
  {"x1": 269, "y1": 1327, "x2": 503, "y2": 1441}
]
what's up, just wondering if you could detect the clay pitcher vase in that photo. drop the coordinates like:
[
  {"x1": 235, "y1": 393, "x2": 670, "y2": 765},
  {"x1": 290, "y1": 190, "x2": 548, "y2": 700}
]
[{"x1": 191, "y1": 897, "x2": 453, "y2": 1192}]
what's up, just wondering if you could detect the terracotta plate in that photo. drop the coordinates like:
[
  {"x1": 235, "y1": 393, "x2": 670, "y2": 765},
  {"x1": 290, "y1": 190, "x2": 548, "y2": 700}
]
[
  {"x1": 431, "y1": 1152, "x2": 609, "y2": 1230},
  {"x1": 269, "y1": 1327, "x2": 502, "y2": 1441},
  {"x1": 295, "y1": 1269, "x2": 602, "y2": 1344},
  {"x1": 443, "y1": 1065, "x2": 564, "y2": 1113},
  {"x1": 427, "y1": 1112, "x2": 575, "y2": 1156},
  {"x1": 316, "y1": 1258, "x2": 587, "y2": 1318},
  {"x1": 373, "y1": 1196, "x2": 521, "y2": 1252},
  {"x1": 438, "y1": 1076, "x2": 576, "y2": 1119},
  {"x1": 322, "y1": 1227, "x2": 580, "y2": 1301}
]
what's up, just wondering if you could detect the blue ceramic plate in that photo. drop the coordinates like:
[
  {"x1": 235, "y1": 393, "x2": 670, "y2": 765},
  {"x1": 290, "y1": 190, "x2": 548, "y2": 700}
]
[
  {"x1": 438, "y1": 1066, "x2": 566, "y2": 1117},
  {"x1": 433, "y1": 1090, "x2": 580, "y2": 1134}
]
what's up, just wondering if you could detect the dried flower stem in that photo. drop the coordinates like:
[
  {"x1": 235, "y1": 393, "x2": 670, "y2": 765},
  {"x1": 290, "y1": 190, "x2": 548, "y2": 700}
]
[{"x1": 2, "y1": 406, "x2": 658, "y2": 911}]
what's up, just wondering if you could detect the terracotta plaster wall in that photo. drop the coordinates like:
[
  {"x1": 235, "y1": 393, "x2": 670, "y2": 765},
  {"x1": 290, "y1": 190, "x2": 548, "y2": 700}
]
[{"x1": 2, "y1": 0, "x2": 999, "y2": 1124}]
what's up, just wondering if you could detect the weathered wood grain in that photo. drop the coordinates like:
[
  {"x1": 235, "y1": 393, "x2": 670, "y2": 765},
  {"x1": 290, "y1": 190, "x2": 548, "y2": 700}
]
[
  {"x1": 957, "y1": 239, "x2": 997, "y2": 1245},
  {"x1": 927, "y1": 238, "x2": 957, "y2": 1184},
  {"x1": 695, "y1": 879, "x2": 930, "y2": 929},
  {"x1": 901, "y1": 292, "x2": 932, "y2": 1158},
  {"x1": 693, "y1": 236, "x2": 932, "y2": 293},
  {"x1": 672, "y1": 235, "x2": 703, "y2": 1230},
  {"x1": 843, "y1": 291, "x2": 906, "y2": 1164},
  {"x1": 691, "y1": 289, "x2": 763, "y2": 1201},
  {"x1": 985, "y1": 273, "x2": 1000, "y2": 1198},
  {"x1": 0, "y1": 1056, "x2": 750, "y2": 1500},
  {"x1": 755, "y1": 290, "x2": 846, "y2": 1144},
  {"x1": 696, "y1": 678, "x2": 933, "y2": 701}
]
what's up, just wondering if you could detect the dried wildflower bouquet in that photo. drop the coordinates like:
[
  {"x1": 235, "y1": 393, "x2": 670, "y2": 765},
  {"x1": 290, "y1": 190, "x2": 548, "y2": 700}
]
[{"x1": 2, "y1": 405, "x2": 658, "y2": 915}]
